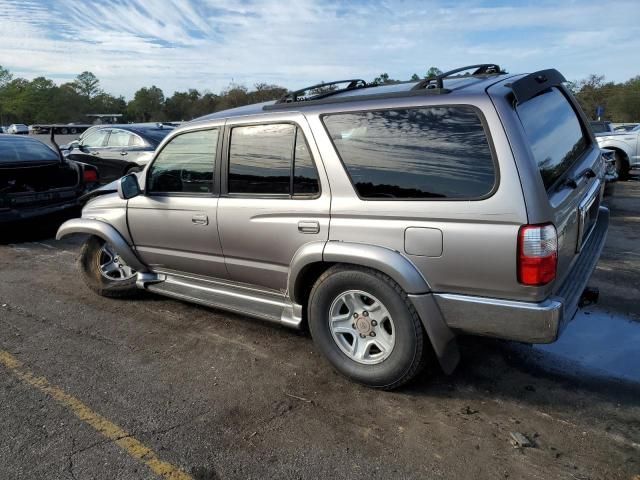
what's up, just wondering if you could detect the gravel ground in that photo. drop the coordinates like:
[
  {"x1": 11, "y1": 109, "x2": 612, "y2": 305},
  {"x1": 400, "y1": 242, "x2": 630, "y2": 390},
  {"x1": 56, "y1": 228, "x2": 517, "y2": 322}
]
[{"x1": 0, "y1": 175, "x2": 639, "y2": 480}]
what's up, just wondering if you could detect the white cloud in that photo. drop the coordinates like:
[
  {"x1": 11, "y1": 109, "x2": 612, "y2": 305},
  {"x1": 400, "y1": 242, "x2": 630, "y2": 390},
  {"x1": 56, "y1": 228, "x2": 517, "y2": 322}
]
[{"x1": 0, "y1": 0, "x2": 638, "y2": 99}]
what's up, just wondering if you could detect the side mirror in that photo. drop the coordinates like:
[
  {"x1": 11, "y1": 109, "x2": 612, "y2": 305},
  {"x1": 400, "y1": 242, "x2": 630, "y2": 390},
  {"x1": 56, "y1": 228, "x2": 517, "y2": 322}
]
[
  {"x1": 68, "y1": 140, "x2": 79, "y2": 151},
  {"x1": 117, "y1": 173, "x2": 141, "y2": 200}
]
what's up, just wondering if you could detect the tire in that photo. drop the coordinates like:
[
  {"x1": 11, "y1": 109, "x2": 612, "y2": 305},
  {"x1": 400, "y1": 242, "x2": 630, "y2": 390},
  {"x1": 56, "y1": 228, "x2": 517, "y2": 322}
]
[
  {"x1": 614, "y1": 151, "x2": 630, "y2": 180},
  {"x1": 79, "y1": 236, "x2": 138, "y2": 298},
  {"x1": 61, "y1": 128, "x2": 68, "y2": 135},
  {"x1": 308, "y1": 265, "x2": 427, "y2": 390}
]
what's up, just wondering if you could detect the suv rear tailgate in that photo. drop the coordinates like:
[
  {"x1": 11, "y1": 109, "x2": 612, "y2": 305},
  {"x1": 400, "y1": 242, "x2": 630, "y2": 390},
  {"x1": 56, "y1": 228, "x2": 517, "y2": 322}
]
[{"x1": 488, "y1": 72, "x2": 607, "y2": 302}]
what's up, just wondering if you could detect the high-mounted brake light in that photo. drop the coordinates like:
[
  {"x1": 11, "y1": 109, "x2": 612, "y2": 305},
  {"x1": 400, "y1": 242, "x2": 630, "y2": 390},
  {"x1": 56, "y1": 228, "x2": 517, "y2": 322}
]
[
  {"x1": 517, "y1": 223, "x2": 557, "y2": 286},
  {"x1": 83, "y1": 167, "x2": 98, "y2": 183}
]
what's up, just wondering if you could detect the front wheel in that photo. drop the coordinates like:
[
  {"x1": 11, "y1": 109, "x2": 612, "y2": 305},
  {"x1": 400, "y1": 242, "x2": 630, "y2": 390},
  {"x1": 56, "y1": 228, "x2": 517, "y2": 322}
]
[
  {"x1": 308, "y1": 265, "x2": 428, "y2": 390},
  {"x1": 614, "y1": 151, "x2": 630, "y2": 180},
  {"x1": 79, "y1": 236, "x2": 138, "y2": 298}
]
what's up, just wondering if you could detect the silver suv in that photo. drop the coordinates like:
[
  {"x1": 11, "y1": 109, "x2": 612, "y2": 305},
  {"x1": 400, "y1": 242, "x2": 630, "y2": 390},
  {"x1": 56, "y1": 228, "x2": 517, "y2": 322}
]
[{"x1": 57, "y1": 65, "x2": 609, "y2": 390}]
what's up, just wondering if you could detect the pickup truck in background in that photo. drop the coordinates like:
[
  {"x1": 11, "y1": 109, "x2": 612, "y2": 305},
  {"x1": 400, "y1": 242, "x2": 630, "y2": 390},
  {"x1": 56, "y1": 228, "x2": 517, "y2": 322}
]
[{"x1": 595, "y1": 124, "x2": 640, "y2": 179}]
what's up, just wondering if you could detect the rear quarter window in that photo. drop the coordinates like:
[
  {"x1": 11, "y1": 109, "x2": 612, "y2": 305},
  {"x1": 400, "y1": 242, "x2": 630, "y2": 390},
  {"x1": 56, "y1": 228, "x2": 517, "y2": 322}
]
[{"x1": 322, "y1": 106, "x2": 496, "y2": 199}]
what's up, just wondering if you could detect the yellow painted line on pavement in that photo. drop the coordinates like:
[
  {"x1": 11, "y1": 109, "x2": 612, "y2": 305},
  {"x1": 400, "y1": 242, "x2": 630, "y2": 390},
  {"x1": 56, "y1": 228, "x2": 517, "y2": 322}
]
[{"x1": 0, "y1": 350, "x2": 192, "y2": 480}]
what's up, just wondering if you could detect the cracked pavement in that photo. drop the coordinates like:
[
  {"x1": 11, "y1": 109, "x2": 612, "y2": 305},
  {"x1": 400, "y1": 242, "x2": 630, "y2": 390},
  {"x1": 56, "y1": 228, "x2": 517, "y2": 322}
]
[{"x1": 1, "y1": 180, "x2": 639, "y2": 479}]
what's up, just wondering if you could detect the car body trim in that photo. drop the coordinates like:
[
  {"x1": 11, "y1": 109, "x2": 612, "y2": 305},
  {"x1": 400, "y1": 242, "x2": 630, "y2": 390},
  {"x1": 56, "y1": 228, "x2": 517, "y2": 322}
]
[
  {"x1": 322, "y1": 241, "x2": 431, "y2": 294},
  {"x1": 56, "y1": 218, "x2": 148, "y2": 272}
]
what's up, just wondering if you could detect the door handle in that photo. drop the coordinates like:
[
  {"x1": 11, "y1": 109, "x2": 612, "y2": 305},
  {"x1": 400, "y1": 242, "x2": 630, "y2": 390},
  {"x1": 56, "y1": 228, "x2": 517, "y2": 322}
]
[
  {"x1": 191, "y1": 213, "x2": 209, "y2": 225},
  {"x1": 298, "y1": 220, "x2": 320, "y2": 234},
  {"x1": 91, "y1": 151, "x2": 99, "y2": 155},
  {"x1": 120, "y1": 151, "x2": 128, "y2": 156}
]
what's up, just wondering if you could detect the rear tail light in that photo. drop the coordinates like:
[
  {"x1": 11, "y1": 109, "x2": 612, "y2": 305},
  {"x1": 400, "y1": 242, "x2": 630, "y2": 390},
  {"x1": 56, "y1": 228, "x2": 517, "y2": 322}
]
[
  {"x1": 83, "y1": 167, "x2": 98, "y2": 183},
  {"x1": 517, "y1": 223, "x2": 557, "y2": 286}
]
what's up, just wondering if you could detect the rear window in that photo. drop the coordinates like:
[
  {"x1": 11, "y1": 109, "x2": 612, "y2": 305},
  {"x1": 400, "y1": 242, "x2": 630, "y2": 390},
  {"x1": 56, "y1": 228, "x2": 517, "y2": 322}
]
[
  {"x1": 141, "y1": 128, "x2": 173, "y2": 144},
  {"x1": 517, "y1": 87, "x2": 589, "y2": 190},
  {"x1": 322, "y1": 106, "x2": 496, "y2": 199},
  {"x1": 0, "y1": 138, "x2": 59, "y2": 163}
]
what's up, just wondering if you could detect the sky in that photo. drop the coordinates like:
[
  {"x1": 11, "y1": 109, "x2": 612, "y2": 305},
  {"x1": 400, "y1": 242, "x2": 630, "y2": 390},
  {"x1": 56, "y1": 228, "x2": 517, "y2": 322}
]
[{"x1": 0, "y1": 0, "x2": 638, "y2": 99}]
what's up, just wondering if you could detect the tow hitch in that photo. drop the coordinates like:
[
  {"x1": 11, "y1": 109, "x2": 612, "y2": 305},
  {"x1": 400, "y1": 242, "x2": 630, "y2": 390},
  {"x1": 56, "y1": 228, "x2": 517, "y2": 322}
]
[{"x1": 579, "y1": 286, "x2": 599, "y2": 308}]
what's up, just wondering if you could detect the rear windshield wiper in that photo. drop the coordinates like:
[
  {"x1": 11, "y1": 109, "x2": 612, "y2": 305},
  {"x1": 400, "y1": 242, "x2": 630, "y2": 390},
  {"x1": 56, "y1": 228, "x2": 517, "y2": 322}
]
[{"x1": 562, "y1": 168, "x2": 596, "y2": 189}]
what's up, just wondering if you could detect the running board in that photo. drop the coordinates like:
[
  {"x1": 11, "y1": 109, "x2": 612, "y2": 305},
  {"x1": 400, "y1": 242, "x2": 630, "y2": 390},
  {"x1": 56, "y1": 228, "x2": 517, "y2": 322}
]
[{"x1": 138, "y1": 272, "x2": 303, "y2": 329}]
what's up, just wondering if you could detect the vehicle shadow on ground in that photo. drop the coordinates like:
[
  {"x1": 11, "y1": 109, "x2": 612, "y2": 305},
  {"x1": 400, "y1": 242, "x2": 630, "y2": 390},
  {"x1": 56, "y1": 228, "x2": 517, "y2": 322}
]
[
  {"x1": 404, "y1": 333, "x2": 640, "y2": 409},
  {"x1": 0, "y1": 208, "x2": 80, "y2": 244}
]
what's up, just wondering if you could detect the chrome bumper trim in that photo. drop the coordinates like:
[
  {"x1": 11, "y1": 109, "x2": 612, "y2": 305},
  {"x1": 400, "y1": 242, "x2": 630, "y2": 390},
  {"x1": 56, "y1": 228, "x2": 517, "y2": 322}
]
[{"x1": 434, "y1": 293, "x2": 563, "y2": 343}]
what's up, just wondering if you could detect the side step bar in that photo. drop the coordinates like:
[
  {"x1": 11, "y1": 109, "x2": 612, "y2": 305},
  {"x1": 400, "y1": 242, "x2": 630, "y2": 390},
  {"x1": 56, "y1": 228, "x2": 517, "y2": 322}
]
[{"x1": 139, "y1": 272, "x2": 303, "y2": 328}]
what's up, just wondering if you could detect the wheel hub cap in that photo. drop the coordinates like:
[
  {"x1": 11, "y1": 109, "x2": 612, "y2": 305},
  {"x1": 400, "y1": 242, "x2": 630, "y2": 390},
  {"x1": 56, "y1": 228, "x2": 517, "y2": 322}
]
[
  {"x1": 98, "y1": 243, "x2": 136, "y2": 281},
  {"x1": 355, "y1": 316, "x2": 373, "y2": 335},
  {"x1": 328, "y1": 290, "x2": 395, "y2": 365}
]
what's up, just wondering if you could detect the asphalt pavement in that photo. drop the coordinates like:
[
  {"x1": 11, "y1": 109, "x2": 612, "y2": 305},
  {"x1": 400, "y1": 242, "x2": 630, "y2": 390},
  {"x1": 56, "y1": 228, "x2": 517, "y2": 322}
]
[{"x1": 0, "y1": 176, "x2": 639, "y2": 480}]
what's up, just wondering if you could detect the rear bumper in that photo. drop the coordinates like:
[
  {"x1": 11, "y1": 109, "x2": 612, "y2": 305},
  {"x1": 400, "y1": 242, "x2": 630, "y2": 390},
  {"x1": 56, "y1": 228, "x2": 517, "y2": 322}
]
[
  {"x1": 435, "y1": 207, "x2": 609, "y2": 344},
  {"x1": 0, "y1": 200, "x2": 81, "y2": 223}
]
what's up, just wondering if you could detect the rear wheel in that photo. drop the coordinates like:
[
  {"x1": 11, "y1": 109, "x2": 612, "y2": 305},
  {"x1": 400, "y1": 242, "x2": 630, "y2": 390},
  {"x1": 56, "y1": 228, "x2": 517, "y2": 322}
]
[
  {"x1": 79, "y1": 236, "x2": 138, "y2": 298},
  {"x1": 308, "y1": 265, "x2": 427, "y2": 390}
]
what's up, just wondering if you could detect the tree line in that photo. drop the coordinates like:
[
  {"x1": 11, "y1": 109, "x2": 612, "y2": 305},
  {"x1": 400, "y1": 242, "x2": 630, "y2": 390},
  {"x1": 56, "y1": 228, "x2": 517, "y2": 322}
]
[{"x1": 0, "y1": 65, "x2": 637, "y2": 125}]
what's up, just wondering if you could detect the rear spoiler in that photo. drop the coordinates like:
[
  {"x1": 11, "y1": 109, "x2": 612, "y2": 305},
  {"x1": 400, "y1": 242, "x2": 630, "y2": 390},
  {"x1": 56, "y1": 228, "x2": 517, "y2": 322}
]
[{"x1": 509, "y1": 69, "x2": 567, "y2": 105}]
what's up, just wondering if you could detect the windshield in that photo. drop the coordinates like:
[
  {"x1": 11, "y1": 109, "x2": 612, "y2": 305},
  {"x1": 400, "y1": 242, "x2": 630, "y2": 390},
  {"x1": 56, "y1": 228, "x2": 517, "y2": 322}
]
[
  {"x1": 0, "y1": 137, "x2": 59, "y2": 163},
  {"x1": 517, "y1": 87, "x2": 589, "y2": 190}
]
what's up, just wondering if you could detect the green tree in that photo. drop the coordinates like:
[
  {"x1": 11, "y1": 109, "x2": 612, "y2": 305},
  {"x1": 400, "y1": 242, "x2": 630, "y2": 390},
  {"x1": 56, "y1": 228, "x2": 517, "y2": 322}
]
[
  {"x1": 0, "y1": 65, "x2": 12, "y2": 88},
  {"x1": 73, "y1": 71, "x2": 102, "y2": 98},
  {"x1": 372, "y1": 73, "x2": 400, "y2": 85},
  {"x1": 127, "y1": 86, "x2": 165, "y2": 122},
  {"x1": 410, "y1": 73, "x2": 420, "y2": 81},
  {"x1": 425, "y1": 67, "x2": 443, "y2": 78}
]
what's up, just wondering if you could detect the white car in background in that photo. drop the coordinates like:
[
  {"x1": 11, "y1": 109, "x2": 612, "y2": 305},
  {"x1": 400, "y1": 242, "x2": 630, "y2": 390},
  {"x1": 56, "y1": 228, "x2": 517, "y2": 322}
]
[
  {"x1": 595, "y1": 124, "x2": 640, "y2": 179},
  {"x1": 7, "y1": 124, "x2": 29, "y2": 135}
]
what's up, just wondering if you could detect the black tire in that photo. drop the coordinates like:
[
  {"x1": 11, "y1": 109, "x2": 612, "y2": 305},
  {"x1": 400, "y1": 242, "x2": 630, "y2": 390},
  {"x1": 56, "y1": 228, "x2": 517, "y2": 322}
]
[
  {"x1": 79, "y1": 236, "x2": 138, "y2": 298},
  {"x1": 308, "y1": 265, "x2": 427, "y2": 390},
  {"x1": 614, "y1": 151, "x2": 630, "y2": 180}
]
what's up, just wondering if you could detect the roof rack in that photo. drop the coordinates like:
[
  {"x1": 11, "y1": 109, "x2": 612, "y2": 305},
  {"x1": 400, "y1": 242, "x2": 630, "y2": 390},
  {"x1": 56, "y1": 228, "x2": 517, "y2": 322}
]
[
  {"x1": 275, "y1": 79, "x2": 369, "y2": 104},
  {"x1": 412, "y1": 64, "x2": 502, "y2": 91}
]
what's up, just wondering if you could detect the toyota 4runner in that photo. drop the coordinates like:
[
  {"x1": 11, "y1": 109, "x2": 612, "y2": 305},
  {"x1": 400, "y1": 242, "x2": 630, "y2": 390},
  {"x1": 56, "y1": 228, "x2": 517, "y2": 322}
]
[{"x1": 57, "y1": 64, "x2": 609, "y2": 390}]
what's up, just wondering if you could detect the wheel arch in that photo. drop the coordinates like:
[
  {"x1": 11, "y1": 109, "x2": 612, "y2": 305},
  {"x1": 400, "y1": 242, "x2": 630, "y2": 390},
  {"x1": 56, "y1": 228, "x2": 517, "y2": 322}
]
[
  {"x1": 287, "y1": 242, "x2": 460, "y2": 374},
  {"x1": 288, "y1": 241, "x2": 431, "y2": 305},
  {"x1": 600, "y1": 142, "x2": 631, "y2": 165},
  {"x1": 56, "y1": 218, "x2": 148, "y2": 272}
]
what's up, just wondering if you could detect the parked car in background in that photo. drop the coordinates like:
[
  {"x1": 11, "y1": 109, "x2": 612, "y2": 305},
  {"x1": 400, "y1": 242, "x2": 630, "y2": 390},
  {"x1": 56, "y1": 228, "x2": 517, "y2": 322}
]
[
  {"x1": 65, "y1": 124, "x2": 174, "y2": 183},
  {"x1": 58, "y1": 65, "x2": 609, "y2": 390},
  {"x1": 1, "y1": 135, "x2": 99, "y2": 224},
  {"x1": 0, "y1": 126, "x2": 7, "y2": 134},
  {"x1": 590, "y1": 121, "x2": 614, "y2": 134},
  {"x1": 7, "y1": 124, "x2": 29, "y2": 135},
  {"x1": 595, "y1": 123, "x2": 640, "y2": 178}
]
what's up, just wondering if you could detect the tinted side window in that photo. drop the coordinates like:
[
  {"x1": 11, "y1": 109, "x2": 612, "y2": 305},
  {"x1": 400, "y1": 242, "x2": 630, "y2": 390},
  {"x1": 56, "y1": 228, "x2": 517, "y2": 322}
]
[
  {"x1": 323, "y1": 107, "x2": 495, "y2": 199},
  {"x1": 229, "y1": 124, "x2": 294, "y2": 194},
  {"x1": 148, "y1": 129, "x2": 218, "y2": 194},
  {"x1": 293, "y1": 128, "x2": 319, "y2": 195}
]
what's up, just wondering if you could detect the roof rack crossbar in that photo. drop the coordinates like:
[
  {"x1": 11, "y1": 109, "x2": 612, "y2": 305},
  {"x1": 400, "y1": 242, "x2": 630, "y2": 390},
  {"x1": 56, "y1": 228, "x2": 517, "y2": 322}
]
[
  {"x1": 412, "y1": 64, "x2": 502, "y2": 91},
  {"x1": 276, "y1": 79, "x2": 368, "y2": 104}
]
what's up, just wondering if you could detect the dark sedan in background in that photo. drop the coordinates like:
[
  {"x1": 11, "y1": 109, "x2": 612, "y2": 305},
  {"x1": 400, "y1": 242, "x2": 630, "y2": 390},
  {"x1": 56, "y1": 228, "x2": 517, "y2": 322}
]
[
  {"x1": 0, "y1": 135, "x2": 99, "y2": 224},
  {"x1": 65, "y1": 124, "x2": 174, "y2": 183}
]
